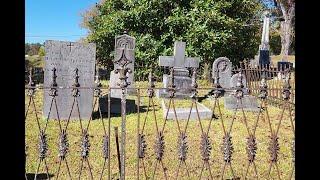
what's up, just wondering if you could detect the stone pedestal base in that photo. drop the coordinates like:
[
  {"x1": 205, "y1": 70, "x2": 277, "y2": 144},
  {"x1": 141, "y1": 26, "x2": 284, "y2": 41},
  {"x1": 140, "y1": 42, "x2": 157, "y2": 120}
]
[
  {"x1": 161, "y1": 99, "x2": 212, "y2": 120},
  {"x1": 223, "y1": 95, "x2": 259, "y2": 111},
  {"x1": 99, "y1": 96, "x2": 136, "y2": 114}
]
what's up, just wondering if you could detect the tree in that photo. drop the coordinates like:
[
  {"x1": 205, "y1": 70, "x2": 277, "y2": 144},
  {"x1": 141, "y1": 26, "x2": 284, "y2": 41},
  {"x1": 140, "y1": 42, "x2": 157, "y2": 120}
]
[
  {"x1": 261, "y1": 0, "x2": 295, "y2": 60},
  {"x1": 81, "y1": 0, "x2": 262, "y2": 78},
  {"x1": 38, "y1": 46, "x2": 45, "y2": 57}
]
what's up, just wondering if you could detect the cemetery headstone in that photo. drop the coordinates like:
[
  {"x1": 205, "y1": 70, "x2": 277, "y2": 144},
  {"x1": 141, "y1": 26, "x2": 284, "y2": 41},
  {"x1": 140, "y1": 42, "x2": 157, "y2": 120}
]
[
  {"x1": 43, "y1": 40, "x2": 96, "y2": 120},
  {"x1": 109, "y1": 33, "x2": 136, "y2": 98},
  {"x1": 100, "y1": 33, "x2": 137, "y2": 114},
  {"x1": 230, "y1": 73, "x2": 249, "y2": 94},
  {"x1": 157, "y1": 41, "x2": 200, "y2": 98},
  {"x1": 212, "y1": 57, "x2": 232, "y2": 89}
]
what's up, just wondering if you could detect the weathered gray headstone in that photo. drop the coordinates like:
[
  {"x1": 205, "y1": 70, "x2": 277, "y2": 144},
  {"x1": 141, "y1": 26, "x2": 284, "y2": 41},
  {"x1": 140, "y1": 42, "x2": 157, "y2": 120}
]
[
  {"x1": 109, "y1": 33, "x2": 136, "y2": 98},
  {"x1": 43, "y1": 40, "x2": 96, "y2": 120},
  {"x1": 157, "y1": 41, "x2": 200, "y2": 98},
  {"x1": 230, "y1": 73, "x2": 249, "y2": 94},
  {"x1": 212, "y1": 57, "x2": 232, "y2": 89}
]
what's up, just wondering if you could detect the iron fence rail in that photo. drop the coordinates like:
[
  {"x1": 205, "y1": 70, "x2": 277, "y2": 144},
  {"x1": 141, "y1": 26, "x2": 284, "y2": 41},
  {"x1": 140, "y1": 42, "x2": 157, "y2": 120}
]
[{"x1": 25, "y1": 64, "x2": 294, "y2": 180}]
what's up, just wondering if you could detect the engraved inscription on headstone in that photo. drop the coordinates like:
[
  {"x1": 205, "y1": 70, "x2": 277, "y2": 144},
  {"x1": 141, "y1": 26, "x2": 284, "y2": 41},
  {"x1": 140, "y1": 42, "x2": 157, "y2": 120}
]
[
  {"x1": 43, "y1": 40, "x2": 96, "y2": 120},
  {"x1": 109, "y1": 33, "x2": 136, "y2": 98},
  {"x1": 212, "y1": 57, "x2": 232, "y2": 89}
]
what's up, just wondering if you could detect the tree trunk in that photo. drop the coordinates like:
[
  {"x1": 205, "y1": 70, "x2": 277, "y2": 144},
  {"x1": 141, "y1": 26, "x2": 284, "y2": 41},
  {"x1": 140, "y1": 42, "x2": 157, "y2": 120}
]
[{"x1": 279, "y1": 2, "x2": 295, "y2": 61}]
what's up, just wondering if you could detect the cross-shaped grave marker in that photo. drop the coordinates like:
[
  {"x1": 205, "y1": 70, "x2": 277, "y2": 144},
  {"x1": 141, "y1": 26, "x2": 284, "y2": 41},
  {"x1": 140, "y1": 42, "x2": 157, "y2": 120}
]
[
  {"x1": 67, "y1": 42, "x2": 74, "y2": 52},
  {"x1": 159, "y1": 41, "x2": 199, "y2": 69}
]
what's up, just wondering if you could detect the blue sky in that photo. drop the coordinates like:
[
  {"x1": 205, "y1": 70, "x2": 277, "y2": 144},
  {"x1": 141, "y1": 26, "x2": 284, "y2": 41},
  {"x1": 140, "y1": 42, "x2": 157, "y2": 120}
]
[{"x1": 26, "y1": 0, "x2": 98, "y2": 44}]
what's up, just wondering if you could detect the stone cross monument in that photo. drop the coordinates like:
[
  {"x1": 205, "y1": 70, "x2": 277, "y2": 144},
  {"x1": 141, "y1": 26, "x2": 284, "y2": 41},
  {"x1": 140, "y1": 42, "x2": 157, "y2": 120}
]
[
  {"x1": 258, "y1": 11, "x2": 271, "y2": 66},
  {"x1": 158, "y1": 41, "x2": 200, "y2": 98}
]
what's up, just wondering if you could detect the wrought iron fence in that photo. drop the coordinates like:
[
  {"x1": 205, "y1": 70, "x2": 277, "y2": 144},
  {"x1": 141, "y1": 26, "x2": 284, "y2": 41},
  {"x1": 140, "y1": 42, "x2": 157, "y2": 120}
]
[{"x1": 25, "y1": 64, "x2": 295, "y2": 179}]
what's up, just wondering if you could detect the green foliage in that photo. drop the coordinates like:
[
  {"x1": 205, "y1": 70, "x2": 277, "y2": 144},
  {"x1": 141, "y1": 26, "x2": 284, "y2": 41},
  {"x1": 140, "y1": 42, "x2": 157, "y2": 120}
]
[
  {"x1": 269, "y1": 30, "x2": 281, "y2": 55},
  {"x1": 83, "y1": 0, "x2": 262, "y2": 79},
  {"x1": 25, "y1": 43, "x2": 42, "y2": 56},
  {"x1": 38, "y1": 46, "x2": 45, "y2": 57}
]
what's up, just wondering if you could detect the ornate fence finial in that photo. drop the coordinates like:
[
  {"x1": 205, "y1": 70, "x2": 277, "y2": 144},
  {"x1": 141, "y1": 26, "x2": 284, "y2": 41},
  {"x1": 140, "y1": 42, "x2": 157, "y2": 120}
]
[
  {"x1": 178, "y1": 132, "x2": 188, "y2": 162},
  {"x1": 211, "y1": 68, "x2": 225, "y2": 98},
  {"x1": 282, "y1": 70, "x2": 291, "y2": 100},
  {"x1": 258, "y1": 68, "x2": 268, "y2": 99},
  {"x1": 114, "y1": 49, "x2": 132, "y2": 89},
  {"x1": 138, "y1": 134, "x2": 147, "y2": 158},
  {"x1": 147, "y1": 71, "x2": 155, "y2": 98},
  {"x1": 221, "y1": 133, "x2": 234, "y2": 163},
  {"x1": 235, "y1": 68, "x2": 244, "y2": 99},
  {"x1": 27, "y1": 68, "x2": 36, "y2": 96},
  {"x1": 190, "y1": 67, "x2": 198, "y2": 98},
  {"x1": 49, "y1": 67, "x2": 58, "y2": 97},
  {"x1": 94, "y1": 70, "x2": 102, "y2": 97},
  {"x1": 168, "y1": 67, "x2": 176, "y2": 98},
  {"x1": 154, "y1": 132, "x2": 165, "y2": 161},
  {"x1": 72, "y1": 68, "x2": 80, "y2": 97}
]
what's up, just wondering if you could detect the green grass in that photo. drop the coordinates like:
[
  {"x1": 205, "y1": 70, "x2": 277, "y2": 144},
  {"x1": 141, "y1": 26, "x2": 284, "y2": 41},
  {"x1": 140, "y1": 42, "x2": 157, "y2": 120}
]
[{"x1": 25, "y1": 81, "x2": 294, "y2": 179}]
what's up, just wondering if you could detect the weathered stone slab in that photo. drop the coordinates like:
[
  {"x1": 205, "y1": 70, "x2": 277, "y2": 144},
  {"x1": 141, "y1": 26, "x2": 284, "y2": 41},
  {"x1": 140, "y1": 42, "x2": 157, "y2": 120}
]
[
  {"x1": 224, "y1": 95, "x2": 259, "y2": 111},
  {"x1": 43, "y1": 40, "x2": 96, "y2": 120},
  {"x1": 161, "y1": 100, "x2": 213, "y2": 120}
]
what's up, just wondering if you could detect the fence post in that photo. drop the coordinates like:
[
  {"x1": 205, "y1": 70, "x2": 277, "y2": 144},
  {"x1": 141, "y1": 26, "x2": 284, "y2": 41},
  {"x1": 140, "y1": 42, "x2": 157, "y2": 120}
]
[{"x1": 113, "y1": 49, "x2": 132, "y2": 180}]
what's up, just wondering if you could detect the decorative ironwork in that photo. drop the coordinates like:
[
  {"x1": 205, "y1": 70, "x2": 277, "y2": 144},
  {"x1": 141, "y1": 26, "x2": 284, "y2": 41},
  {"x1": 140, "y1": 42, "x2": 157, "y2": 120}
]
[
  {"x1": 102, "y1": 135, "x2": 109, "y2": 159},
  {"x1": 49, "y1": 67, "x2": 58, "y2": 97},
  {"x1": 235, "y1": 69, "x2": 244, "y2": 99},
  {"x1": 168, "y1": 67, "x2": 176, "y2": 98},
  {"x1": 94, "y1": 73, "x2": 102, "y2": 97},
  {"x1": 190, "y1": 68, "x2": 198, "y2": 99},
  {"x1": 72, "y1": 68, "x2": 80, "y2": 97},
  {"x1": 138, "y1": 134, "x2": 147, "y2": 158},
  {"x1": 282, "y1": 71, "x2": 291, "y2": 100},
  {"x1": 292, "y1": 138, "x2": 295, "y2": 163},
  {"x1": 268, "y1": 134, "x2": 280, "y2": 163},
  {"x1": 154, "y1": 132, "x2": 165, "y2": 161},
  {"x1": 200, "y1": 134, "x2": 211, "y2": 161},
  {"x1": 147, "y1": 71, "x2": 155, "y2": 98},
  {"x1": 178, "y1": 133, "x2": 188, "y2": 162},
  {"x1": 222, "y1": 133, "x2": 234, "y2": 163},
  {"x1": 38, "y1": 130, "x2": 48, "y2": 160},
  {"x1": 114, "y1": 49, "x2": 132, "y2": 89},
  {"x1": 59, "y1": 130, "x2": 69, "y2": 160},
  {"x1": 211, "y1": 68, "x2": 225, "y2": 98},
  {"x1": 80, "y1": 130, "x2": 90, "y2": 158},
  {"x1": 246, "y1": 135, "x2": 257, "y2": 163},
  {"x1": 258, "y1": 69, "x2": 268, "y2": 99},
  {"x1": 27, "y1": 68, "x2": 36, "y2": 96}
]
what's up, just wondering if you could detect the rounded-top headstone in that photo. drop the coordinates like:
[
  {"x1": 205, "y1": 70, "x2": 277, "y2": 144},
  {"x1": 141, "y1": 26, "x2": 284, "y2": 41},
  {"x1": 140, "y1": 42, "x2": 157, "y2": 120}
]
[{"x1": 212, "y1": 57, "x2": 232, "y2": 88}]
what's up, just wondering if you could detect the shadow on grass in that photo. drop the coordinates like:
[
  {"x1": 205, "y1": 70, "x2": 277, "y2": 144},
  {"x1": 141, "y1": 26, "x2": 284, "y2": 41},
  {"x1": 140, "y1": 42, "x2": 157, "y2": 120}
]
[{"x1": 26, "y1": 173, "x2": 54, "y2": 180}]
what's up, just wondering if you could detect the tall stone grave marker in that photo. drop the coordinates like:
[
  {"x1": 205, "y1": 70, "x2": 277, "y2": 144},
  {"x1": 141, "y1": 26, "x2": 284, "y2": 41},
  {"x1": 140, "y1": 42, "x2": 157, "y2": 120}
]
[
  {"x1": 109, "y1": 33, "x2": 136, "y2": 98},
  {"x1": 43, "y1": 40, "x2": 96, "y2": 119},
  {"x1": 258, "y1": 11, "x2": 271, "y2": 66},
  {"x1": 157, "y1": 41, "x2": 200, "y2": 98}
]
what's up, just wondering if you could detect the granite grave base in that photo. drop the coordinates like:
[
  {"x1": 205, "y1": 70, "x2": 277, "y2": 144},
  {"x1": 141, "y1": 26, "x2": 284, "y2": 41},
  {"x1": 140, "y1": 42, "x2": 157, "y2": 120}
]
[
  {"x1": 161, "y1": 99, "x2": 213, "y2": 120},
  {"x1": 99, "y1": 96, "x2": 137, "y2": 114},
  {"x1": 223, "y1": 95, "x2": 260, "y2": 111}
]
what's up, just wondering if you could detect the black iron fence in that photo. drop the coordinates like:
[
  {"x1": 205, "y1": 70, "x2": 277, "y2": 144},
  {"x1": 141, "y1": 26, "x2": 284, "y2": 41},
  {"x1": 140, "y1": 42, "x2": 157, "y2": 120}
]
[{"x1": 25, "y1": 65, "x2": 295, "y2": 179}]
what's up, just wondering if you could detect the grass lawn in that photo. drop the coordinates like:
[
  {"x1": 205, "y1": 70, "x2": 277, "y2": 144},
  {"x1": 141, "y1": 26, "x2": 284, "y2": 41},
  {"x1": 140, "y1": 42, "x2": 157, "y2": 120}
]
[{"x1": 25, "y1": 81, "x2": 294, "y2": 179}]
